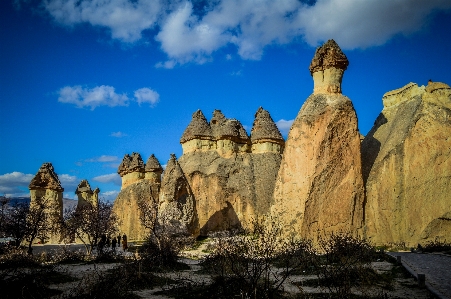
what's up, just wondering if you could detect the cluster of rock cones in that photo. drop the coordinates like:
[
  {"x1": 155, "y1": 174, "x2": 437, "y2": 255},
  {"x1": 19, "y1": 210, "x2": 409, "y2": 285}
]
[{"x1": 29, "y1": 40, "x2": 451, "y2": 246}]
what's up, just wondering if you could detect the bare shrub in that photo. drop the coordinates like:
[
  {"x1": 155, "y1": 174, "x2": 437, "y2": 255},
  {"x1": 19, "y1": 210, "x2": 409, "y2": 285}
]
[
  {"x1": 420, "y1": 238, "x2": 451, "y2": 254},
  {"x1": 313, "y1": 233, "x2": 377, "y2": 297},
  {"x1": 201, "y1": 217, "x2": 314, "y2": 299}
]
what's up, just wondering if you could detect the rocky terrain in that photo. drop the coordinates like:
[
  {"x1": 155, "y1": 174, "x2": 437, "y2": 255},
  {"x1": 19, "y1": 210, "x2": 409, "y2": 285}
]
[{"x1": 28, "y1": 39, "x2": 451, "y2": 246}]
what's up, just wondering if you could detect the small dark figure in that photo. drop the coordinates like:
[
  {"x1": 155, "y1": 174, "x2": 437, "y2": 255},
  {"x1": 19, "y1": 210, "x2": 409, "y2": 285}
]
[
  {"x1": 117, "y1": 235, "x2": 121, "y2": 247},
  {"x1": 106, "y1": 237, "x2": 111, "y2": 247},
  {"x1": 111, "y1": 237, "x2": 117, "y2": 251},
  {"x1": 122, "y1": 234, "x2": 128, "y2": 252}
]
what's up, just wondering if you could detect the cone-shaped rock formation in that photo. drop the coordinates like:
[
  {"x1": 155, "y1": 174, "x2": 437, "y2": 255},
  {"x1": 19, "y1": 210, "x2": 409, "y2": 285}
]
[{"x1": 272, "y1": 41, "x2": 364, "y2": 241}]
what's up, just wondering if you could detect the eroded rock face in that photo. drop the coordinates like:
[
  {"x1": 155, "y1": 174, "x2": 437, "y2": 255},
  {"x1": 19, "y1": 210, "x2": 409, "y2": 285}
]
[
  {"x1": 159, "y1": 154, "x2": 198, "y2": 236},
  {"x1": 113, "y1": 179, "x2": 159, "y2": 241},
  {"x1": 272, "y1": 93, "x2": 364, "y2": 241},
  {"x1": 28, "y1": 162, "x2": 64, "y2": 244},
  {"x1": 362, "y1": 82, "x2": 451, "y2": 246}
]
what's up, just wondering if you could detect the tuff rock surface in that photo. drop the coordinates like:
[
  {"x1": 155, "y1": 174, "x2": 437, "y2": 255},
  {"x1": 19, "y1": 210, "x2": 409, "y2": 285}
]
[
  {"x1": 28, "y1": 162, "x2": 64, "y2": 244},
  {"x1": 158, "y1": 154, "x2": 198, "y2": 236},
  {"x1": 272, "y1": 93, "x2": 365, "y2": 241},
  {"x1": 362, "y1": 81, "x2": 451, "y2": 246},
  {"x1": 75, "y1": 179, "x2": 99, "y2": 208},
  {"x1": 113, "y1": 179, "x2": 160, "y2": 241}
]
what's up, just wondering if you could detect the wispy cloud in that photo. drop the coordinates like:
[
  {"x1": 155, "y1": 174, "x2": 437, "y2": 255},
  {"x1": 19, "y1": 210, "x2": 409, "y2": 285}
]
[
  {"x1": 85, "y1": 155, "x2": 119, "y2": 163},
  {"x1": 134, "y1": 87, "x2": 160, "y2": 107},
  {"x1": 58, "y1": 85, "x2": 160, "y2": 109},
  {"x1": 40, "y1": 0, "x2": 451, "y2": 66},
  {"x1": 276, "y1": 119, "x2": 294, "y2": 137},
  {"x1": 110, "y1": 131, "x2": 127, "y2": 138},
  {"x1": 92, "y1": 173, "x2": 121, "y2": 186}
]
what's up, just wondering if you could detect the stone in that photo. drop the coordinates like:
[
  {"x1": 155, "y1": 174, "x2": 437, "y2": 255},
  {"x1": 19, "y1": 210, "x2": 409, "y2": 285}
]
[
  {"x1": 309, "y1": 39, "x2": 349, "y2": 95},
  {"x1": 362, "y1": 81, "x2": 451, "y2": 246},
  {"x1": 158, "y1": 154, "x2": 198, "y2": 236},
  {"x1": 272, "y1": 41, "x2": 364, "y2": 241},
  {"x1": 113, "y1": 179, "x2": 159, "y2": 241},
  {"x1": 28, "y1": 162, "x2": 64, "y2": 243},
  {"x1": 75, "y1": 179, "x2": 99, "y2": 208},
  {"x1": 118, "y1": 152, "x2": 146, "y2": 189},
  {"x1": 145, "y1": 154, "x2": 163, "y2": 183},
  {"x1": 272, "y1": 93, "x2": 365, "y2": 241},
  {"x1": 250, "y1": 107, "x2": 284, "y2": 154}
]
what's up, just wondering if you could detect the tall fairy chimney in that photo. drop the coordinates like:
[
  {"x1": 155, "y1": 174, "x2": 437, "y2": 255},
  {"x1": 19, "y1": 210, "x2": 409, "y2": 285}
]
[{"x1": 309, "y1": 39, "x2": 349, "y2": 94}]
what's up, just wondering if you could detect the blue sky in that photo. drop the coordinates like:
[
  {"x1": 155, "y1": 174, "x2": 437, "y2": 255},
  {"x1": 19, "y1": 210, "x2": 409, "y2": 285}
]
[{"x1": 1, "y1": 0, "x2": 451, "y2": 201}]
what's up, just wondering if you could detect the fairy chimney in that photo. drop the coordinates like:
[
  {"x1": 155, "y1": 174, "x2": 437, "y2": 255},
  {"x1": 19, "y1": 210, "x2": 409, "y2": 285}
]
[
  {"x1": 309, "y1": 39, "x2": 349, "y2": 94},
  {"x1": 117, "y1": 152, "x2": 145, "y2": 189},
  {"x1": 210, "y1": 110, "x2": 250, "y2": 156},
  {"x1": 145, "y1": 154, "x2": 163, "y2": 183},
  {"x1": 75, "y1": 179, "x2": 99, "y2": 208},
  {"x1": 180, "y1": 110, "x2": 215, "y2": 154},
  {"x1": 250, "y1": 107, "x2": 285, "y2": 154},
  {"x1": 28, "y1": 162, "x2": 64, "y2": 243}
]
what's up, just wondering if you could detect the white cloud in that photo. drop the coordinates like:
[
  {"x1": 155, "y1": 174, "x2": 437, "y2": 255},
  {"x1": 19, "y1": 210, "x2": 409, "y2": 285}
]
[
  {"x1": 41, "y1": 0, "x2": 451, "y2": 65},
  {"x1": 134, "y1": 88, "x2": 160, "y2": 107},
  {"x1": 59, "y1": 174, "x2": 79, "y2": 189},
  {"x1": 92, "y1": 173, "x2": 121, "y2": 186},
  {"x1": 44, "y1": 0, "x2": 163, "y2": 43},
  {"x1": 85, "y1": 155, "x2": 119, "y2": 163},
  {"x1": 110, "y1": 131, "x2": 127, "y2": 137},
  {"x1": 57, "y1": 85, "x2": 129, "y2": 110},
  {"x1": 276, "y1": 119, "x2": 294, "y2": 136},
  {"x1": 0, "y1": 172, "x2": 34, "y2": 194}
]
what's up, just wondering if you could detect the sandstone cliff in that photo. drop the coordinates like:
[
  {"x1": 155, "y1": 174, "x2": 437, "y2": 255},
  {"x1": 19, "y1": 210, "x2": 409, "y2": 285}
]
[
  {"x1": 272, "y1": 40, "x2": 364, "y2": 241},
  {"x1": 362, "y1": 81, "x2": 451, "y2": 246}
]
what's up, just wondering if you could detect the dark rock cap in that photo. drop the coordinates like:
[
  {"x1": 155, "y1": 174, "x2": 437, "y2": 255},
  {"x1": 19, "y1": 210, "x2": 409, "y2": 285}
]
[
  {"x1": 180, "y1": 110, "x2": 214, "y2": 143},
  {"x1": 117, "y1": 152, "x2": 145, "y2": 176},
  {"x1": 29, "y1": 162, "x2": 64, "y2": 192},
  {"x1": 251, "y1": 107, "x2": 284, "y2": 143},
  {"x1": 162, "y1": 154, "x2": 185, "y2": 183},
  {"x1": 309, "y1": 39, "x2": 349, "y2": 75},
  {"x1": 145, "y1": 154, "x2": 163, "y2": 173},
  {"x1": 75, "y1": 179, "x2": 93, "y2": 194},
  {"x1": 210, "y1": 110, "x2": 249, "y2": 142}
]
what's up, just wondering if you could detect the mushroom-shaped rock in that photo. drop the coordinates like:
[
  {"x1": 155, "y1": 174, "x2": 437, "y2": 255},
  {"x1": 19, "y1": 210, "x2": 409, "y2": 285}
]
[
  {"x1": 251, "y1": 107, "x2": 284, "y2": 144},
  {"x1": 29, "y1": 162, "x2": 64, "y2": 192},
  {"x1": 129, "y1": 152, "x2": 145, "y2": 173},
  {"x1": 180, "y1": 110, "x2": 214, "y2": 143},
  {"x1": 159, "y1": 154, "x2": 198, "y2": 236},
  {"x1": 117, "y1": 154, "x2": 132, "y2": 177},
  {"x1": 75, "y1": 179, "x2": 99, "y2": 208},
  {"x1": 309, "y1": 39, "x2": 349, "y2": 94},
  {"x1": 75, "y1": 179, "x2": 93, "y2": 195},
  {"x1": 210, "y1": 110, "x2": 249, "y2": 142},
  {"x1": 145, "y1": 154, "x2": 163, "y2": 173},
  {"x1": 145, "y1": 154, "x2": 163, "y2": 183}
]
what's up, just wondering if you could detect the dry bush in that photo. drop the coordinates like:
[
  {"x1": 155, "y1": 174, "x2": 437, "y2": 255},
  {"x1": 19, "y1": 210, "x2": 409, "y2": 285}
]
[
  {"x1": 420, "y1": 238, "x2": 451, "y2": 254},
  {"x1": 313, "y1": 233, "x2": 377, "y2": 297},
  {"x1": 200, "y1": 217, "x2": 314, "y2": 299}
]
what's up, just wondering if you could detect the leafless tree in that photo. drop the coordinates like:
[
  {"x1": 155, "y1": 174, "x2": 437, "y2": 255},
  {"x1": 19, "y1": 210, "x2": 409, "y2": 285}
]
[{"x1": 63, "y1": 200, "x2": 118, "y2": 255}]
